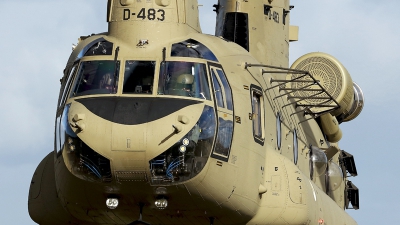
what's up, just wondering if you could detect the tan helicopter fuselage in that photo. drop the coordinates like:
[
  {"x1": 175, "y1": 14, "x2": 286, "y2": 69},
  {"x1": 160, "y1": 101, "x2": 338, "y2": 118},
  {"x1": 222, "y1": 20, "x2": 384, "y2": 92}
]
[{"x1": 28, "y1": 0, "x2": 360, "y2": 225}]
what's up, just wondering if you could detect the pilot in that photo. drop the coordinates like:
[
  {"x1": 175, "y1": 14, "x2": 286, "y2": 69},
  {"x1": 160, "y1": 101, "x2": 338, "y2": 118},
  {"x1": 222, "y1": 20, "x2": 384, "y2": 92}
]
[
  {"x1": 141, "y1": 76, "x2": 153, "y2": 93},
  {"x1": 99, "y1": 72, "x2": 115, "y2": 93},
  {"x1": 165, "y1": 62, "x2": 195, "y2": 97},
  {"x1": 173, "y1": 73, "x2": 194, "y2": 96}
]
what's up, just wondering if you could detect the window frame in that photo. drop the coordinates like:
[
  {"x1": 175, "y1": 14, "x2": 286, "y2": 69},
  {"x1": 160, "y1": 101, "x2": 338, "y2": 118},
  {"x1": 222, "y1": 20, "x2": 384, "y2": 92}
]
[
  {"x1": 69, "y1": 60, "x2": 121, "y2": 98},
  {"x1": 293, "y1": 128, "x2": 298, "y2": 165},
  {"x1": 250, "y1": 85, "x2": 265, "y2": 145},
  {"x1": 157, "y1": 60, "x2": 212, "y2": 101},
  {"x1": 276, "y1": 112, "x2": 282, "y2": 150},
  {"x1": 58, "y1": 62, "x2": 79, "y2": 109},
  {"x1": 210, "y1": 70, "x2": 225, "y2": 108},
  {"x1": 208, "y1": 63, "x2": 233, "y2": 111},
  {"x1": 170, "y1": 39, "x2": 219, "y2": 62},
  {"x1": 215, "y1": 69, "x2": 233, "y2": 110},
  {"x1": 208, "y1": 63, "x2": 234, "y2": 162}
]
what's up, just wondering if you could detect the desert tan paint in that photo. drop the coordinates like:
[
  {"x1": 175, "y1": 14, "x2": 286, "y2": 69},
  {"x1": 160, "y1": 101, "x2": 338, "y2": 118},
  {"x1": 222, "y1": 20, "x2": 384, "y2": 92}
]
[{"x1": 27, "y1": 0, "x2": 359, "y2": 224}]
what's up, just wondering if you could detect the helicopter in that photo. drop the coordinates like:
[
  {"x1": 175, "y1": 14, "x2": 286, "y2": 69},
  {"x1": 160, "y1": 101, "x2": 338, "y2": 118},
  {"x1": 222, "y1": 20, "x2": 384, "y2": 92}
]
[{"x1": 28, "y1": 0, "x2": 363, "y2": 224}]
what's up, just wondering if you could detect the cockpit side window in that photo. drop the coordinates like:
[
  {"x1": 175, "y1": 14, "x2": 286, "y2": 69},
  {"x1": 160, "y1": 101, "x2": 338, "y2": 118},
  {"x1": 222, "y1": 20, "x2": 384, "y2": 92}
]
[
  {"x1": 58, "y1": 63, "x2": 78, "y2": 108},
  {"x1": 158, "y1": 61, "x2": 211, "y2": 100},
  {"x1": 123, "y1": 61, "x2": 155, "y2": 94},
  {"x1": 293, "y1": 128, "x2": 298, "y2": 165},
  {"x1": 210, "y1": 70, "x2": 224, "y2": 108},
  {"x1": 209, "y1": 64, "x2": 234, "y2": 161},
  {"x1": 76, "y1": 38, "x2": 114, "y2": 61},
  {"x1": 216, "y1": 69, "x2": 233, "y2": 110},
  {"x1": 70, "y1": 60, "x2": 120, "y2": 97},
  {"x1": 251, "y1": 85, "x2": 265, "y2": 145},
  {"x1": 84, "y1": 41, "x2": 113, "y2": 56},
  {"x1": 171, "y1": 39, "x2": 218, "y2": 62},
  {"x1": 213, "y1": 117, "x2": 233, "y2": 158}
]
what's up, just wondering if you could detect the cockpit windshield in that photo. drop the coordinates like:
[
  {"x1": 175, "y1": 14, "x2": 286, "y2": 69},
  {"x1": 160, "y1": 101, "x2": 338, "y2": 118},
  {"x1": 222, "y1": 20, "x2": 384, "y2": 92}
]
[
  {"x1": 157, "y1": 62, "x2": 211, "y2": 100},
  {"x1": 70, "y1": 60, "x2": 120, "y2": 97},
  {"x1": 123, "y1": 61, "x2": 155, "y2": 94}
]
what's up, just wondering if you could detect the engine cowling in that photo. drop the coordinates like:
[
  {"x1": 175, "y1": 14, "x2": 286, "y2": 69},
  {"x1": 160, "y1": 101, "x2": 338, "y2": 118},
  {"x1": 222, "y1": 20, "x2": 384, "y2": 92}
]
[{"x1": 290, "y1": 52, "x2": 364, "y2": 122}]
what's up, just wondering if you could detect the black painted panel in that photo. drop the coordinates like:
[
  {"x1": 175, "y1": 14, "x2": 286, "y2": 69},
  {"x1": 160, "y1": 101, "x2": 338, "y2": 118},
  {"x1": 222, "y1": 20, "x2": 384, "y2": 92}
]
[
  {"x1": 222, "y1": 12, "x2": 249, "y2": 51},
  {"x1": 76, "y1": 97, "x2": 201, "y2": 125}
]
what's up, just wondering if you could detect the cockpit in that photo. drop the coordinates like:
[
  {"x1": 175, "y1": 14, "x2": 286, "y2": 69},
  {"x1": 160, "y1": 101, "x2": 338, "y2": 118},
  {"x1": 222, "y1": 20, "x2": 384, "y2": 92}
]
[
  {"x1": 65, "y1": 38, "x2": 218, "y2": 101},
  {"x1": 57, "y1": 37, "x2": 235, "y2": 186},
  {"x1": 68, "y1": 59, "x2": 212, "y2": 99}
]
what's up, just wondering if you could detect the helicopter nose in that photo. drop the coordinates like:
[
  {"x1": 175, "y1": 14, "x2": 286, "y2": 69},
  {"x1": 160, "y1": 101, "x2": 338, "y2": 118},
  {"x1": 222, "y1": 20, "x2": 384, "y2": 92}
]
[{"x1": 65, "y1": 96, "x2": 205, "y2": 182}]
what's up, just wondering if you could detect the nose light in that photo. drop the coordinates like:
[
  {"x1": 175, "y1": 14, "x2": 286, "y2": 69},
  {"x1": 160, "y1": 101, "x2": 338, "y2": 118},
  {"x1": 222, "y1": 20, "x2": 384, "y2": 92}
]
[
  {"x1": 67, "y1": 137, "x2": 76, "y2": 152},
  {"x1": 155, "y1": 198, "x2": 168, "y2": 209},
  {"x1": 106, "y1": 198, "x2": 119, "y2": 209},
  {"x1": 182, "y1": 138, "x2": 189, "y2": 146},
  {"x1": 179, "y1": 145, "x2": 186, "y2": 153}
]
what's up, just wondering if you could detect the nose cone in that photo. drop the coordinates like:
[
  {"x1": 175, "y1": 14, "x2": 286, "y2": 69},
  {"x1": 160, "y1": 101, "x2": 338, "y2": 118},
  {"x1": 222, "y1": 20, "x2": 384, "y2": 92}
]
[{"x1": 66, "y1": 96, "x2": 205, "y2": 182}]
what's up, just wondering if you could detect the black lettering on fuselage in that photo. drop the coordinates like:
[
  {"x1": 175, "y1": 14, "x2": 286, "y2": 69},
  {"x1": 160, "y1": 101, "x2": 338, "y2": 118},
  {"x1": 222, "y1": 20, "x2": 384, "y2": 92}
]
[
  {"x1": 123, "y1": 9, "x2": 130, "y2": 20},
  {"x1": 122, "y1": 8, "x2": 166, "y2": 21},
  {"x1": 267, "y1": 11, "x2": 280, "y2": 24},
  {"x1": 273, "y1": 11, "x2": 279, "y2": 23}
]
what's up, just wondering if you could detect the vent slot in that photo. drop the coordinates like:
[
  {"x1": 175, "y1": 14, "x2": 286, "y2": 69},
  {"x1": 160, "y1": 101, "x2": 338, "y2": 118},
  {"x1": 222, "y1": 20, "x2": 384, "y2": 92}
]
[
  {"x1": 346, "y1": 181, "x2": 359, "y2": 210},
  {"x1": 116, "y1": 171, "x2": 148, "y2": 182},
  {"x1": 222, "y1": 12, "x2": 249, "y2": 51}
]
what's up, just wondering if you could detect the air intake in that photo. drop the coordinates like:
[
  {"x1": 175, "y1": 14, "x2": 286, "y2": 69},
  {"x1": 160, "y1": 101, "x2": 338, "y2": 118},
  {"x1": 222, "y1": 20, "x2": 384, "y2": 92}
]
[
  {"x1": 290, "y1": 52, "x2": 354, "y2": 116},
  {"x1": 222, "y1": 12, "x2": 249, "y2": 51}
]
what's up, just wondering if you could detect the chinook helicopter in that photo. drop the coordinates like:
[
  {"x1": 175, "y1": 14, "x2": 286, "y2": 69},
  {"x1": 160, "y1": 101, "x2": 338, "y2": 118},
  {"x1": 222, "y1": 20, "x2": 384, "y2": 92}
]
[{"x1": 28, "y1": 0, "x2": 363, "y2": 224}]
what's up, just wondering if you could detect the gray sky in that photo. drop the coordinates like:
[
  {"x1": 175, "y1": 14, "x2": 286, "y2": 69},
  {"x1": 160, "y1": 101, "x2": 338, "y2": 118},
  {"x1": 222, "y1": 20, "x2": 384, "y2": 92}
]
[{"x1": 0, "y1": 0, "x2": 397, "y2": 224}]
